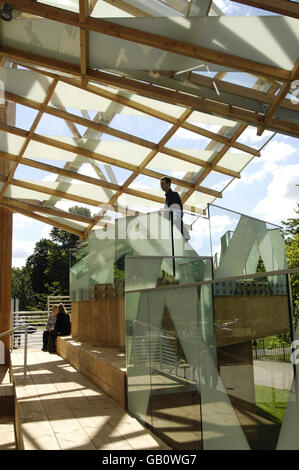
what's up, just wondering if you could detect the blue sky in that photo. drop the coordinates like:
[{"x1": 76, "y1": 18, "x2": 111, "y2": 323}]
[{"x1": 11, "y1": 1, "x2": 299, "y2": 267}]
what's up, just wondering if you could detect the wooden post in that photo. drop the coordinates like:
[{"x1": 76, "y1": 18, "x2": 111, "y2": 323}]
[{"x1": 0, "y1": 102, "x2": 14, "y2": 363}]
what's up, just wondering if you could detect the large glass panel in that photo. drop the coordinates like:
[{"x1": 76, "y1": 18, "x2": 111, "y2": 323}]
[
  {"x1": 69, "y1": 240, "x2": 89, "y2": 301},
  {"x1": 126, "y1": 255, "x2": 214, "y2": 448},
  {"x1": 126, "y1": 269, "x2": 295, "y2": 449},
  {"x1": 208, "y1": 204, "x2": 287, "y2": 280},
  {"x1": 213, "y1": 273, "x2": 294, "y2": 450}
]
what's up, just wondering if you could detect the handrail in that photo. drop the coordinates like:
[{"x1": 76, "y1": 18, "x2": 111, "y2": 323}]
[
  {"x1": 0, "y1": 325, "x2": 28, "y2": 379},
  {"x1": 126, "y1": 266, "x2": 299, "y2": 294}
]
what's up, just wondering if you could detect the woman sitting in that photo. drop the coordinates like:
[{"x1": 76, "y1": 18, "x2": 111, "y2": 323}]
[{"x1": 48, "y1": 303, "x2": 71, "y2": 353}]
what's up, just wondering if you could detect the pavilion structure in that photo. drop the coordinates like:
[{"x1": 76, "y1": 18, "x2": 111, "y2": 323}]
[{"x1": 0, "y1": 0, "x2": 298, "y2": 450}]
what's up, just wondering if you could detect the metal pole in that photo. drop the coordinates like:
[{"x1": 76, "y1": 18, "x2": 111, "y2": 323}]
[
  {"x1": 170, "y1": 211, "x2": 175, "y2": 278},
  {"x1": 24, "y1": 325, "x2": 28, "y2": 380}
]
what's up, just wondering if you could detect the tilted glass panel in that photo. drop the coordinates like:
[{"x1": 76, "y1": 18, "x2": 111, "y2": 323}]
[
  {"x1": 187, "y1": 110, "x2": 238, "y2": 129},
  {"x1": 0, "y1": 131, "x2": 26, "y2": 154},
  {"x1": 213, "y1": 273, "x2": 294, "y2": 450},
  {"x1": 126, "y1": 255, "x2": 214, "y2": 448},
  {"x1": 0, "y1": 68, "x2": 53, "y2": 102},
  {"x1": 217, "y1": 151, "x2": 254, "y2": 173},
  {"x1": 24, "y1": 137, "x2": 150, "y2": 167},
  {"x1": 0, "y1": 17, "x2": 80, "y2": 65},
  {"x1": 50, "y1": 81, "x2": 113, "y2": 113},
  {"x1": 209, "y1": 204, "x2": 287, "y2": 295}
]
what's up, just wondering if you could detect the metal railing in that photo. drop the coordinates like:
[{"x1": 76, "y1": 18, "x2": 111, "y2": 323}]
[
  {"x1": 0, "y1": 325, "x2": 28, "y2": 379},
  {"x1": 12, "y1": 311, "x2": 48, "y2": 350},
  {"x1": 47, "y1": 296, "x2": 71, "y2": 316}
]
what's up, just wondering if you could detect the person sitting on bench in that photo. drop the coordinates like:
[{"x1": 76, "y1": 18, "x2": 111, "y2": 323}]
[
  {"x1": 48, "y1": 303, "x2": 71, "y2": 353},
  {"x1": 42, "y1": 304, "x2": 58, "y2": 351}
]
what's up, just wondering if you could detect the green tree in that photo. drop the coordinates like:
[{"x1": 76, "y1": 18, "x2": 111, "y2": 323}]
[
  {"x1": 282, "y1": 204, "x2": 299, "y2": 329},
  {"x1": 11, "y1": 266, "x2": 34, "y2": 310},
  {"x1": 15, "y1": 206, "x2": 92, "y2": 310}
]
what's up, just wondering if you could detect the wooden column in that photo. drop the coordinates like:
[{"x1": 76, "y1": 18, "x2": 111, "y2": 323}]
[{"x1": 0, "y1": 102, "x2": 14, "y2": 363}]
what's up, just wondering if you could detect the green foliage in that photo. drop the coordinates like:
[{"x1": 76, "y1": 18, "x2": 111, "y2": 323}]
[
  {"x1": 282, "y1": 204, "x2": 299, "y2": 329},
  {"x1": 12, "y1": 206, "x2": 92, "y2": 310},
  {"x1": 11, "y1": 266, "x2": 34, "y2": 310}
]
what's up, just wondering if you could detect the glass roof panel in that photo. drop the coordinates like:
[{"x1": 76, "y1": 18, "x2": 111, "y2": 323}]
[
  {"x1": 184, "y1": 191, "x2": 216, "y2": 209},
  {"x1": 118, "y1": 192, "x2": 161, "y2": 211},
  {"x1": 109, "y1": 114, "x2": 172, "y2": 143},
  {"x1": 200, "y1": 171, "x2": 233, "y2": 193},
  {"x1": 1, "y1": 17, "x2": 80, "y2": 65},
  {"x1": 37, "y1": 0, "x2": 79, "y2": 13},
  {"x1": 167, "y1": 129, "x2": 211, "y2": 149},
  {"x1": 0, "y1": 132, "x2": 26, "y2": 154},
  {"x1": 0, "y1": 68, "x2": 53, "y2": 102},
  {"x1": 5, "y1": 183, "x2": 53, "y2": 201},
  {"x1": 217, "y1": 151, "x2": 254, "y2": 173},
  {"x1": 24, "y1": 138, "x2": 150, "y2": 167},
  {"x1": 36, "y1": 214, "x2": 89, "y2": 231},
  {"x1": 15, "y1": 103, "x2": 39, "y2": 131},
  {"x1": 50, "y1": 82, "x2": 113, "y2": 113},
  {"x1": 88, "y1": 83, "x2": 187, "y2": 119},
  {"x1": 147, "y1": 152, "x2": 213, "y2": 172},
  {"x1": 236, "y1": 127, "x2": 275, "y2": 149},
  {"x1": 187, "y1": 111, "x2": 238, "y2": 128}
]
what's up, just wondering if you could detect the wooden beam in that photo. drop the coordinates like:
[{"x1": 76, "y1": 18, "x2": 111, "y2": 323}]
[
  {"x1": 0, "y1": 151, "x2": 120, "y2": 191},
  {"x1": 0, "y1": 0, "x2": 293, "y2": 82},
  {"x1": 256, "y1": 82, "x2": 290, "y2": 136},
  {"x1": 0, "y1": 102, "x2": 13, "y2": 364},
  {"x1": 87, "y1": 69, "x2": 299, "y2": 137},
  {"x1": 230, "y1": 0, "x2": 299, "y2": 19},
  {"x1": 188, "y1": 72, "x2": 298, "y2": 114},
  {"x1": 0, "y1": 79, "x2": 59, "y2": 202},
  {"x1": 2, "y1": 197, "x2": 95, "y2": 223},
  {"x1": 257, "y1": 60, "x2": 299, "y2": 135},
  {"x1": 0, "y1": 200, "x2": 85, "y2": 237},
  {"x1": 0, "y1": 174, "x2": 105, "y2": 207},
  {"x1": 79, "y1": 0, "x2": 89, "y2": 76}
]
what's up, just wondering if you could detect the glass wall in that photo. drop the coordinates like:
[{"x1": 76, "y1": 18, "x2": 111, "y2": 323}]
[
  {"x1": 126, "y1": 255, "x2": 214, "y2": 449},
  {"x1": 126, "y1": 267, "x2": 295, "y2": 450}
]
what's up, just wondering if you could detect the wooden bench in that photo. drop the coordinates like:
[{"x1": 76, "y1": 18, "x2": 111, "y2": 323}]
[{"x1": 57, "y1": 336, "x2": 127, "y2": 409}]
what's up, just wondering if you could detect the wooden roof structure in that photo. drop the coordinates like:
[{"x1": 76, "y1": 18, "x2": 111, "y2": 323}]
[{"x1": 0, "y1": 0, "x2": 298, "y2": 238}]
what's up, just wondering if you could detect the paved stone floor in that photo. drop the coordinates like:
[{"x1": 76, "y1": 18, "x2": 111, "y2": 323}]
[{"x1": 11, "y1": 350, "x2": 169, "y2": 450}]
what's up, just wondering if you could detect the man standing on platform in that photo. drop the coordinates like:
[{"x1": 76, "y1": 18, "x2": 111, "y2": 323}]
[{"x1": 160, "y1": 176, "x2": 190, "y2": 241}]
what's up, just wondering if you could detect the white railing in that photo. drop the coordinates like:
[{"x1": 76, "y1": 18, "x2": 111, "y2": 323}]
[
  {"x1": 12, "y1": 311, "x2": 48, "y2": 350},
  {"x1": 0, "y1": 325, "x2": 28, "y2": 379},
  {"x1": 47, "y1": 296, "x2": 71, "y2": 316}
]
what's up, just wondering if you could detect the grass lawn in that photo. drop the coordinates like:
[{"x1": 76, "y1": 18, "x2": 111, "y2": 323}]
[{"x1": 255, "y1": 385, "x2": 290, "y2": 423}]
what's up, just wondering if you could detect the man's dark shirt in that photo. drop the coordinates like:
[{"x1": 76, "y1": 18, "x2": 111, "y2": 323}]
[
  {"x1": 165, "y1": 188, "x2": 183, "y2": 211},
  {"x1": 165, "y1": 188, "x2": 183, "y2": 234}
]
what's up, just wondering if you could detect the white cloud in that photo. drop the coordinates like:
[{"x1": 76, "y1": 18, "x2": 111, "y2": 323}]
[
  {"x1": 12, "y1": 238, "x2": 35, "y2": 268},
  {"x1": 213, "y1": 0, "x2": 240, "y2": 14},
  {"x1": 239, "y1": 127, "x2": 273, "y2": 144},
  {"x1": 252, "y1": 164, "x2": 299, "y2": 224},
  {"x1": 13, "y1": 213, "x2": 34, "y2": 228},
  {"x1": 175, "y1": 127, "x2": 210, "y2": 141},
  {"x1": 41, "y1": 225, "x2": 51, "y2": 239},
  {"x1": 236, "y1": 140, "x2": 297, "y2": 187}
]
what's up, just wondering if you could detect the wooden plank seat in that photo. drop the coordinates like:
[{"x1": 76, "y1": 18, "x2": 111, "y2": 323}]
[
  {"x1": 11, "y1": 349, "x2": 168, "y2": 450},
  {"x1": 56, "y1": 336, "x2": 127, "y2": 409}
]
